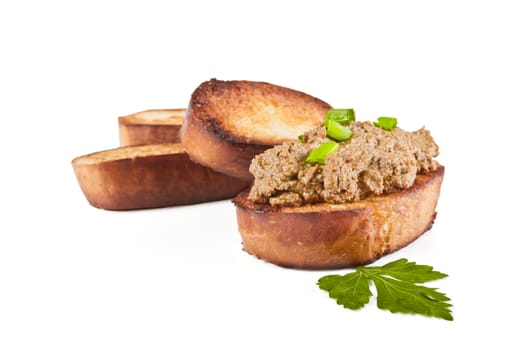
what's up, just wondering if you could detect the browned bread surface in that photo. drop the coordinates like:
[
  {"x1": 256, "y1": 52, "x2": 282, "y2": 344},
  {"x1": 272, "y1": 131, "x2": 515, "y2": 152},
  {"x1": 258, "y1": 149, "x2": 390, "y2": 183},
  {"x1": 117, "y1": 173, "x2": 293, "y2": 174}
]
[
  {"x1": 119, "y1": 109, "x2": 186, "y2": 146},
  {"x1": 72, "y1": 143, "x2": 250, "y2": 210},
  {"x1": 233, "y1": 165, "x2": 445, "y2": 269},
  {"x1": 180, "y1": 79, "x2": 332, "y2": 180}
]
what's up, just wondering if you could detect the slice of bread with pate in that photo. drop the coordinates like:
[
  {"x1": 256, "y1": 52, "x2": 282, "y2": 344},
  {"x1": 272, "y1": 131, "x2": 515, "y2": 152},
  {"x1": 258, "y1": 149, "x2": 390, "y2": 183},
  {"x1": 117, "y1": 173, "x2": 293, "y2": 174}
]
[
  {"x1": 180, "y1": 79, "x2": 332, "y2": 180},
  {"x1": 233, "y1": 118, "x2": 444, "y2": 269}
]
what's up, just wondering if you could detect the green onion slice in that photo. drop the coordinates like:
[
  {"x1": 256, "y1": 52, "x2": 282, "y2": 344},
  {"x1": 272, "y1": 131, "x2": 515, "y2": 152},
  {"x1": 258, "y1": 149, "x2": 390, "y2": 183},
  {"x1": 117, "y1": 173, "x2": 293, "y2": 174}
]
[
  {"x1": 326, "y1": 119, "x2": 352, "y2": 141},
  {"x1": 325, "y1": 108, "x2": 355, "y2": 125},
  {"x1": 298, "y1": 134, "x2": 305, "y2": 143},
  {"x1": 305, "y1": 141, "x2": 339, "y2": 165},
  {"x1": 373, "y1": 116, "x2": 397, "y2": 131}
]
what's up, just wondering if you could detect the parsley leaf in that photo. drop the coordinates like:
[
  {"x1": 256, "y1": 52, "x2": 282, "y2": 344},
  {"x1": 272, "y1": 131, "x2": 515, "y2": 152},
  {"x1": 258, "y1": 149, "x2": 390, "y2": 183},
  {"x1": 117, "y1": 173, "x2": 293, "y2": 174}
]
[
  {"x1": 362, "y1": 258, "x2": 448, "y2": 283},
  {"x1": 317, "y1": 258, "x2": 453, "y2": 321},
  {"x1": 320, "y1": 272, "x2": 372, "y2": 310}
]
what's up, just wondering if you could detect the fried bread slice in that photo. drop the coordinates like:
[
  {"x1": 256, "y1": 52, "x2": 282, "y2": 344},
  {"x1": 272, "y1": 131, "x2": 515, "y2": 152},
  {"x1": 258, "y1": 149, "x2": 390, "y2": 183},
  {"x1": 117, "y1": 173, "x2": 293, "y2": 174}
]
[
  {"x1": 180, "y1": 79, "x2": 332, "y2": 180},
  {"x1": 233, "y1": 165, "x2": 444, "y2": 269},
  {"x1": 118, "y1": 109, "x2": 186, "y2": 146},
  {"x1": 72, "y1": 143, "x2": 249, "y2": 210}
]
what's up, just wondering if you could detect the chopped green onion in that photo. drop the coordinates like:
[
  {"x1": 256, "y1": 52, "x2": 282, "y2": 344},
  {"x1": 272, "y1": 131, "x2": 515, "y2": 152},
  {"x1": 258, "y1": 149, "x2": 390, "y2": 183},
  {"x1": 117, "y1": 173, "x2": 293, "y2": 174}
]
[
  {"x1": 298, "y1": 134, "x2": 305, "y2": 143},
  {"x1": 373, "y1": 116, "x2": 397, "y2": 131},
  {"x1": 325, "y1": 108, "x2": 355, "y2": 125},
  {"x1": 326, "y1": 119, "x2": 352, "y2": 141},
  {"x1": 305, "y1": 141, "x2": 339, "y2": 165}
]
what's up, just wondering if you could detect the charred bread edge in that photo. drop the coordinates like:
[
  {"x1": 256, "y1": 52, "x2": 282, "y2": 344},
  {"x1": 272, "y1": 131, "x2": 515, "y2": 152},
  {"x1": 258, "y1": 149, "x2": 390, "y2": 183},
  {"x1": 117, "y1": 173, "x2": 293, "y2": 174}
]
[
  {"x1": 233, "y1": 165, "x2": 444, "y2": 269},
  {"x1": 180, "y1": 103, "x2": 271, "y2": 180},
  {"x1": 72, "y1": 144, "x2": 250, "y2": 210}
]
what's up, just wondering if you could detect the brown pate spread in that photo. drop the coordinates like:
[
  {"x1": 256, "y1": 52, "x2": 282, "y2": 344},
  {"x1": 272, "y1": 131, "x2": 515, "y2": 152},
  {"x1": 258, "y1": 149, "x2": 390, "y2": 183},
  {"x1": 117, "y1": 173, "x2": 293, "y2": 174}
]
[{"x1": 248, "y1": 121, "x2": 439, "y2": 206}]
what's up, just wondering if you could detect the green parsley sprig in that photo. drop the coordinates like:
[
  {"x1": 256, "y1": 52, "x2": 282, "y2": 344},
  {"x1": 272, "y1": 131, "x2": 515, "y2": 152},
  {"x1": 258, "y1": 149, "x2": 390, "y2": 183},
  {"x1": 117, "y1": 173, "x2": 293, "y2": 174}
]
[{"x1": 317, "y1": 258, "x2": 453, "y2": 321}]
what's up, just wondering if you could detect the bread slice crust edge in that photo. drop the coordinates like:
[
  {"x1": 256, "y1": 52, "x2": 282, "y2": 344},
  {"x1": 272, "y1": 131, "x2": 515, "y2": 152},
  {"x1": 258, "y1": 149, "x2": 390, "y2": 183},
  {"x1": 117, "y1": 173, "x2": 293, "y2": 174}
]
[{"x1": 181, "y1": 102, "x2": 271, "y2": 180}]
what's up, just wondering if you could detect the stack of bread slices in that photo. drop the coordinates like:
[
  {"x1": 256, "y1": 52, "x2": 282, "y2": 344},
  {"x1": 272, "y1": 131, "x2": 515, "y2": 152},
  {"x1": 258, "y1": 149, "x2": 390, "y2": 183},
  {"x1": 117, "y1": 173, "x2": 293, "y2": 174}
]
[{"x1": 72, "y1": 79, "x2": 444, "y2": 269}]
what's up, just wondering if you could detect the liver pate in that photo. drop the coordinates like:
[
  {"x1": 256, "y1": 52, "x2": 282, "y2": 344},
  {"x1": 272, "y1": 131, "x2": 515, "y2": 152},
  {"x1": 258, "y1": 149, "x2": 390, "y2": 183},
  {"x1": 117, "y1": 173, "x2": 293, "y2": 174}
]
[{"x1": 248, "y1": 121, "x2": 439, "y2": 206}]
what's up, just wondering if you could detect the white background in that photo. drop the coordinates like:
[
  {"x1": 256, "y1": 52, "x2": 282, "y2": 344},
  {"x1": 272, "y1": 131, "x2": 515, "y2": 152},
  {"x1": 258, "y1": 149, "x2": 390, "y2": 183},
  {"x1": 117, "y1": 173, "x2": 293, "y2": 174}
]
[{"x1": 1, "y1": 0, "x2": 523, "y2": 349}]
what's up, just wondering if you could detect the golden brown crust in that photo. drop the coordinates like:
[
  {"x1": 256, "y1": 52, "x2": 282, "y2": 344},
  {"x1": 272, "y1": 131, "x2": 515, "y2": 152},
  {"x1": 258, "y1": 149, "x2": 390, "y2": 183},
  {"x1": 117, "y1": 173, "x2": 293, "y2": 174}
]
[
  {"x1": 72, "y1": 143, "x2": 250, "y2": 210},
  {"x1": 181, "y1": 104, "x2": 270, "y2": 180},
  {"x1": 233, "y1": 165, "x2": 444, "y2": 269},
  {"x1": 118, "y1": 109, "x2": 186, "y2": 146},
  {"x1": 180, "y1": 79, "x2": 331, "y2": 180}
]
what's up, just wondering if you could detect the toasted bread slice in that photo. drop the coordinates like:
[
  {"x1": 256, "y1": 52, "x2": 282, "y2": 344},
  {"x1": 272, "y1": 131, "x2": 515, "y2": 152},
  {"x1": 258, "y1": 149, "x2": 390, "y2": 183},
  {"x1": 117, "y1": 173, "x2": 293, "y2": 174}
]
[
  {"x1": 118, "y1": 109, "x2": 186, "y2": 146},
  {"x1": 233, "y1": 165, "x2": 444, "y2": 269},
  {"x1": 180, "y1": 79, "x2": 332, "y2": 180},
  {"x1": 72, "y1": 143, "x2": 250, "y2": 210}
]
